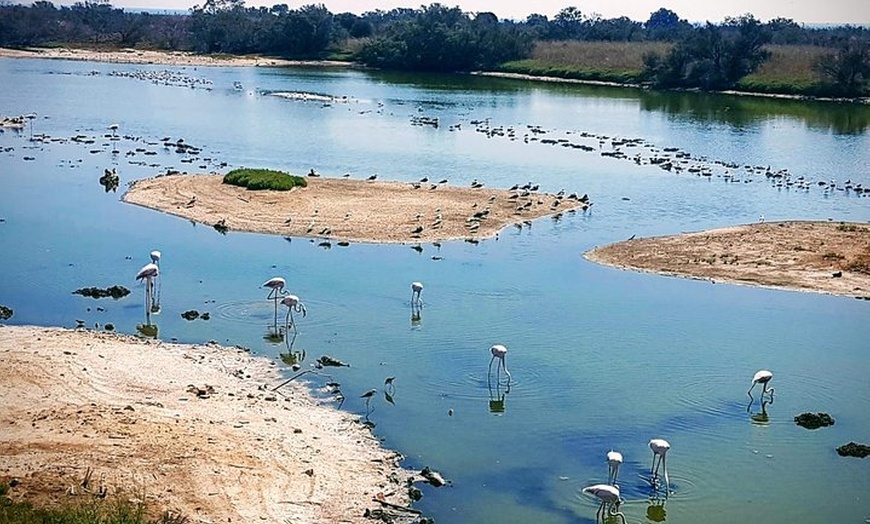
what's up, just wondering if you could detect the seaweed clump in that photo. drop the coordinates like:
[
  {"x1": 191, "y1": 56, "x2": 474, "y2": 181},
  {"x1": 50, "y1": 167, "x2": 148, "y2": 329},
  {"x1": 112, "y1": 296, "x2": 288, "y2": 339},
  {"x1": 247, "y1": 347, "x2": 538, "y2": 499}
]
[
  {"x1": 73, "y1": 285, "x2": 130, "y2": 299},
  {"x1": 0, "y1": 305, "x2": 12, "y2": 320},
  {"x1": 794, "y1": 412, "x2": 835, "y2": 429},
  {"x1": 836, "y1": 442, "x2": 870, "y2": 458}
]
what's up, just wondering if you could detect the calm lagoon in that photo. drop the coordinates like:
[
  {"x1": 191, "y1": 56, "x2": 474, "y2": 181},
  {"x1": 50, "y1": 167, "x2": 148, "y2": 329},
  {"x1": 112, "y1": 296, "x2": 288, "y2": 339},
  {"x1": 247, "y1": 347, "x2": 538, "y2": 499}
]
[{"x1": 1, "y1": 57, "x2": 868, "y2": 523}]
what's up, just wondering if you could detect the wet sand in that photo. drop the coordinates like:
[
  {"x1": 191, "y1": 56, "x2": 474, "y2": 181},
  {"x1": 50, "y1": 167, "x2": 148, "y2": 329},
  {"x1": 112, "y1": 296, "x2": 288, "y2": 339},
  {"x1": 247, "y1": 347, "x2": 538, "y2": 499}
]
[
  {"x1": 0, "y1": 325, "x2": 417, "y2": 524},
  {"x1": 123, "y1": 174, "x2": 590, "y2": 243},
  {"x1": 585, "y1": 221, "x2": 870, "y2": 298}
]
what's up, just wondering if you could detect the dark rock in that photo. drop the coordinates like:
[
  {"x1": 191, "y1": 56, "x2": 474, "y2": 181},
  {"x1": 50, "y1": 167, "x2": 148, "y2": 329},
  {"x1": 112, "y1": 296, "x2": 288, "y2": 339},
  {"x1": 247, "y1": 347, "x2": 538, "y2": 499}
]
[
  {"x1": 420, "y1": 466, "x2": 447, "y2": 487},
  {"x1": 73, "y1": 285, "x2": 131, "y2": 299},
  {"x1": 0, "y1": 305, "x2": 12, "y2": 320},
  {"x1": 408, "y1": 485, "x2": 423, "y2": 501},
  {"x1": 181, "y1": 310, "x2": 200, "y2": 321},
  {"x1": 316, "y1": 355, "x2": 349, "y2": 367},
  {"x1": 104, "y1": 323, "x2": 115, "y2": 331},
  {"x1": 200, "y1": 312, "x2": 210, "y2": 320},
  {"x1": 213, "y1": 219, "x2": 228, "y2": 234},
  {"x1": 794, "y1": 412, "x2": 835, "y2": 429},
  {"x1": 836, "y1": 442, "x2": 870, "y2": 458}
]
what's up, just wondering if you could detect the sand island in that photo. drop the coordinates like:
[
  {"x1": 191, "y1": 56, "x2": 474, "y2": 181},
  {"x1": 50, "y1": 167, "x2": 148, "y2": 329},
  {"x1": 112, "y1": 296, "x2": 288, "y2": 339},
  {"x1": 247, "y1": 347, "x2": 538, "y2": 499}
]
[
  {"x1": 123, "y1": 174, "x2": 591, "y2": 243},
  {"x1": 585, "y1": 221, "x2": 870, "y2": 298},
  {"x1": 0, "y1": 326, "x2": 420, "y2": 524}
]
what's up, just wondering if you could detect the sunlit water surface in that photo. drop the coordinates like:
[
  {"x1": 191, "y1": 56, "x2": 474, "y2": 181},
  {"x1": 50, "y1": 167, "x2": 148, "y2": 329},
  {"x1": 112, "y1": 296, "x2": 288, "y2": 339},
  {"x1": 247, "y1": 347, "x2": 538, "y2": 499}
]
[{"x1": 1, "y1": 58, "x2": 869, "y2": 524}]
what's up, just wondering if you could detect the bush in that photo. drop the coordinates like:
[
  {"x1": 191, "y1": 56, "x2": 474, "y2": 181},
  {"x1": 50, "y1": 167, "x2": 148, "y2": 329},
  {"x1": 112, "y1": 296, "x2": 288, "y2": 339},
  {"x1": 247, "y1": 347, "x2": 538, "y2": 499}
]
[{"x1": 222, "y1": 169, "x2": 307, "y2": 191}]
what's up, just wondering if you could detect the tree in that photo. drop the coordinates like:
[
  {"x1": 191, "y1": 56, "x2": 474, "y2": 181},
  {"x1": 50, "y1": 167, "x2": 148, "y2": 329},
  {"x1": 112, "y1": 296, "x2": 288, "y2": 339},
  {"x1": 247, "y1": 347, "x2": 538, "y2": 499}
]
[
  {"x1": 645, "y1": 8, "x2": 689, "y2": 40},
  {"x1": 815, "y1": 39, "x2": 870, "y2": 96},
  {"x1": 644, "y1": 15, "x2": 771, "y2": 90}
]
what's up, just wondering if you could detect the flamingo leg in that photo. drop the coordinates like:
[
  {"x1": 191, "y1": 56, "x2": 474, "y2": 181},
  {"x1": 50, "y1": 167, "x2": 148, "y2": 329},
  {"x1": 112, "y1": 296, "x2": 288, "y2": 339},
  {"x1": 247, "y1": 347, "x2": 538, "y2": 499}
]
[{"x1": 501, "y1": 357, "x2": 511, "y2": 382}]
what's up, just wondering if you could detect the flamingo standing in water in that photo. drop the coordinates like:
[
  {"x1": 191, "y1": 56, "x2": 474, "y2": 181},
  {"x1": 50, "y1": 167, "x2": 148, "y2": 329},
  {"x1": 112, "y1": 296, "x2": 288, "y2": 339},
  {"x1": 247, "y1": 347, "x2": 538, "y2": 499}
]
[
  {"x1": 606, "y1": 450, "x2": 623, "y2": 485},
  {"x1": 649, "y1": 438, "x2": 671, "y2": 496},
  {"x1": 582, "y1": 484, "x2": 624, "y2": 523},
  {"x1": 411, "y1": 281, "x2": 424, "y2": 306},
  {"x1": 488, "y1": 344, "x2": 512, "y2": 384},
  {"x1": 135, "y1": 263, "x2": 159, "y2": 318},
  {"x1": 281, "y1": 294, "x2": 307, "y2": 335},
  {"x1": 262, "y1": 277, "x2": 287, "y2": 329}
]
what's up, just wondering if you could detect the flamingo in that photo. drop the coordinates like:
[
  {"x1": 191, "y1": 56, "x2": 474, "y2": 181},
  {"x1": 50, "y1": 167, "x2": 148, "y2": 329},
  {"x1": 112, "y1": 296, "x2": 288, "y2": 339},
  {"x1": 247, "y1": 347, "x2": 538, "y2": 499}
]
[
  {"x1": 262, "y1": 277, "x2": 287, "y2": 328},
  {"x1": 606, "y1": 450, "x2": 623, "y2": 485},
  {"x1": 488, "y1": 344, "x2": 511, "y2": 383},
  {"x1": 582, "y1": 484, "x2": 624, "y2": 523},
  {"x1": 747, "y1": 369, "x2": 774, "y2": 411},
  {"x1": 135, "y1": 263, "x2": 159, "y2": 317},
  {"x1": 150, "y1": 250, "x2": 161, "y2": 264},
  {"x1": 649, "y1": 438, "x2": 671, "y2": 496},
  {"x1": 411, "y1": 281, "x2": 424, "y2": 306},
  {"x1": 281, "y1": 294, "x2": 307, "y2": 335}
]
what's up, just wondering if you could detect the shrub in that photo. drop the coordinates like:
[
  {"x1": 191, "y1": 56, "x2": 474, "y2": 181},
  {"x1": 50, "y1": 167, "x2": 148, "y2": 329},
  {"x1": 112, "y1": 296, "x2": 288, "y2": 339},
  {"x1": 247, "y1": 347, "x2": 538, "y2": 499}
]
[{"x1": 222, "y1": 169, "x2": 307, "y2": 191}]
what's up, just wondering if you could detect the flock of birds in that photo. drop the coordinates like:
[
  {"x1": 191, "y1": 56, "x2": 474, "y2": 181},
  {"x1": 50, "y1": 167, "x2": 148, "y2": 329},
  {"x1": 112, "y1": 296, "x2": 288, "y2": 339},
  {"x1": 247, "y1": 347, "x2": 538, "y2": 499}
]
[{"x1": 129, "y1": 257, "x2": 779, "y2": 523}]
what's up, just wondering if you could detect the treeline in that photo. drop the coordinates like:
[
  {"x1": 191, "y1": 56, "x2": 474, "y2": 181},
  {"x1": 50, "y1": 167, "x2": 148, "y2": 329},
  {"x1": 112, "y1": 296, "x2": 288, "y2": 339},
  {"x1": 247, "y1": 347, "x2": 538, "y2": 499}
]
[{"x1": 0, "y1": 1, "x2": 868, "y2": 94}]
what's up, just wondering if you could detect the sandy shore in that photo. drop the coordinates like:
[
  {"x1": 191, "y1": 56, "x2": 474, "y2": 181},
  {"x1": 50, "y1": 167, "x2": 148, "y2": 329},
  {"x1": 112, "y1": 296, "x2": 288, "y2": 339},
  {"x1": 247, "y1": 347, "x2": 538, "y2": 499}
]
[
  {"x1": 0, "y1": 325, "x2": 417, "y2": 523},
  {"x1": 585, "y1": 221, "x2": 870, "y2": 298},
  {"x1": 123, "y1": 174, "x2": 589, "y2": 243},
  {"x1": 0, "y1": 47, "x2": 349, "y2": 68}
]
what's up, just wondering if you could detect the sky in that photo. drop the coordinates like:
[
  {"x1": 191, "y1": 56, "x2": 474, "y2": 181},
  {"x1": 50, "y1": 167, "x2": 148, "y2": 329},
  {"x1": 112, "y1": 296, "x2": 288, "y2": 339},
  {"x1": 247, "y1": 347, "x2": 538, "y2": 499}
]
[{"x1": 109, "y1": 0, "x2": 868, "y2": 25}]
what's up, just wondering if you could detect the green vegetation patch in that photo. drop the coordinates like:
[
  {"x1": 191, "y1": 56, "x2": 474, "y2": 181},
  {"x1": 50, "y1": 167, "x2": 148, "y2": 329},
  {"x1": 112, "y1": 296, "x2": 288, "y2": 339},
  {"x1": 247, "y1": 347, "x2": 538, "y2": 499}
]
[
  {"x1": 222, "y1": 168, "x2": 307, "y2": 191},
  {"x1": 0, "y1": 484, "x2": 187, "y2": 524}
]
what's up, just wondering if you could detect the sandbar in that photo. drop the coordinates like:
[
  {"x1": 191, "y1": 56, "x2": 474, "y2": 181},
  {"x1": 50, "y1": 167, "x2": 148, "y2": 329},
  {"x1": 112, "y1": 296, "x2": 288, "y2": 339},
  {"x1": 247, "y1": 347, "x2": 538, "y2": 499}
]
[
  {"x1": 585, "y1": 221, "x2": 870, "y2": 298},
  {"x1": 0, "y1": 325, "x2": 415, "y2": 523},
  {"x1": 123, "y1": 174, "x2": 589, "y2": 243},
  {"x1": 0, "y1": 46, "x2": 349, "y2": 68}
]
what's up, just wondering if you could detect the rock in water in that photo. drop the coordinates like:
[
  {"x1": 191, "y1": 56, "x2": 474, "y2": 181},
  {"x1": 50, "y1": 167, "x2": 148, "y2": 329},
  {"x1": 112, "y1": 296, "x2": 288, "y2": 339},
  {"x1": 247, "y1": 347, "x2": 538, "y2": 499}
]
[{"x1": 794, "y1": 412, "x2": 835, "y2": 429}]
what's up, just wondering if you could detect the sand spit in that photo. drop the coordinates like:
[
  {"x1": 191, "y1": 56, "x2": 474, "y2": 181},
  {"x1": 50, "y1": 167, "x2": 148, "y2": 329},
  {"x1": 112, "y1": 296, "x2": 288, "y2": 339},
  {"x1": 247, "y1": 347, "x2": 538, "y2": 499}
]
[
  {"x1": 0, "y1": 46, "x2": 349, "y2": 68},
  {"x1": 123, "y1": 174, "x2": 590, "y2": 243},
  {"x1": 585, "y1": 221, "x2": 870, "y2": 298},
  {"x1": 0, "y1": 325, "x2": 416, "y2": 524}
]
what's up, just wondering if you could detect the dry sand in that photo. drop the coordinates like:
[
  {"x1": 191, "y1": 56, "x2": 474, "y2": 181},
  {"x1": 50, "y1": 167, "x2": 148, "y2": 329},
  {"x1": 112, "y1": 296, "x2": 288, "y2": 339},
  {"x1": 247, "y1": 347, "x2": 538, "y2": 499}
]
[
  {"x1": 585, "y1": 221, "x2": 870, "y2": 298},
  {"x1": 123, "y1": 174, "x2": 589, "y2": 243},
  {"x1": 0, "y1": 325, "x2": 418, "y2": 524},
  {"x1": 0, "y1": 47, "x2": 348, "y2": 68}
]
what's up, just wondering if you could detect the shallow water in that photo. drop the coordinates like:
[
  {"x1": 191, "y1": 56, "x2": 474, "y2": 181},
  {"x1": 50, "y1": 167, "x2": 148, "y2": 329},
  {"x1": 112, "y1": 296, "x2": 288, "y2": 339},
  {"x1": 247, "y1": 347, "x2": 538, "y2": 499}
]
[{"x1": 1, "y1": 57, "x2": 869, "y2": 524}]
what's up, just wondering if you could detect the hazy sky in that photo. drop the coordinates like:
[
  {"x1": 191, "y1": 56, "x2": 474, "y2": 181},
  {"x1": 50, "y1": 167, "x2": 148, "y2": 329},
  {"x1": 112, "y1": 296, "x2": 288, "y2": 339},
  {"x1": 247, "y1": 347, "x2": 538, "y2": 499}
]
[{"x1": 113, "y1": 0, "x2": 868, "y2": 25}]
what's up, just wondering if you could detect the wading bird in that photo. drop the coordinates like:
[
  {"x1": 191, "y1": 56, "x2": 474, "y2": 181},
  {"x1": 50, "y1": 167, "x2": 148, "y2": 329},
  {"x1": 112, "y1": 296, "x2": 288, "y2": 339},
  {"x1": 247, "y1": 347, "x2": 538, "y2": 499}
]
[
  {"x1": 411, "y1": 281, "x2": 424, "y2": 306},
  {"x1": 747, "y1": 369, "x2": 774, "y2": 410},
  {"x1": 607, "y1": 450, "x2": 623, "y2": 485},
  {"x1": 262, "y1": 277, "x2": 287, "y2": 329},
  {"x1": 281, "y1": 294, "x2": 307, "y2": 335},
  {"x1": 582, "y1": 484, "x2": 624, "y2": 524},
  {"x1": 488, "y1": 344, "x2": 511, "y2": 384},
  {"x1": 135, "y1": 263, "x2": 159, "y2": 318},
  {"x1": 361, "y1": 388, "x2": 377, "y2": 415},
  {"x1": 649, "y1": 439, "x2": 671, "y2": 496},
  {"x1": 150, "y1": 250, "x2": 161, "y2": 264}
]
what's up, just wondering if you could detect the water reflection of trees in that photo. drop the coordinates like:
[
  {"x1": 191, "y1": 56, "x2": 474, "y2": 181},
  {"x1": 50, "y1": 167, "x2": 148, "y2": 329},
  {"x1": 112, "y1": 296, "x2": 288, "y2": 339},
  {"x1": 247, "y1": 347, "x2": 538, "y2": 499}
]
[{"x1": 640, "y1": 90, "x2": 870, "y2": 135}]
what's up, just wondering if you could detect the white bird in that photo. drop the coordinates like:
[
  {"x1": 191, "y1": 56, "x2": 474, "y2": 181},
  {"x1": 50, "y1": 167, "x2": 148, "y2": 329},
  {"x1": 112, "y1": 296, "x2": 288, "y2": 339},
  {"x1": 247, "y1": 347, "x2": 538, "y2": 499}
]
[
  {"x1": 488, "y1": 344, "x2": 511, "y2": 383},
  {"x1": 582, "y1": 483, "x2": 623, "y2": 523},
  {"x1": 262, "y1": 276, "x2": 287, "y2": 328},
  {"x1": 411, "y1": 281, "x2": 424, "y2": 306},
  {"x1": 606, "y1": 450, "x2": 623, "y2": 485},
  {"x1": 649, "y1": 438, "x2": 671, "y2": 496},
  {"x1": 281, "y1": 294, "x2": 307, "y2": 335},
  {"x1": 135, "y1": 263, "x2": 159, "y2": 315},
  {"x1": 747, "y1": 369, "x2": 774, "y2": 408},
  {"x1": 150, "y1": 250, "x2": 161, "y2": 264}
]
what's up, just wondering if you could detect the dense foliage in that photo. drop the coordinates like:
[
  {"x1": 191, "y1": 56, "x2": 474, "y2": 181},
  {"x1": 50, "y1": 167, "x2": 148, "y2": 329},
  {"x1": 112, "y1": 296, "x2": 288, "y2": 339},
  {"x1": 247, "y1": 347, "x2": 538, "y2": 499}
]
[
  {"x1": 0, "y1": 0, "x2": 868, "y2": 94},
  {"x1": 642, "y1": 16, "x2": 772, "y2": 90},
  {"x1": 223, "y1": 168, "x2": 307, "y2": 190}
]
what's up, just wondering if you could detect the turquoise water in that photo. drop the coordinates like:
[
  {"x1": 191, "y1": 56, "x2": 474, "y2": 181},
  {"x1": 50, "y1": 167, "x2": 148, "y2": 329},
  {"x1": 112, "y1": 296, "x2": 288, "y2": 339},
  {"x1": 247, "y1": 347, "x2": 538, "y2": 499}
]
[{"x1": 1, "y1": 58, "x2": 868, "y2": 524}]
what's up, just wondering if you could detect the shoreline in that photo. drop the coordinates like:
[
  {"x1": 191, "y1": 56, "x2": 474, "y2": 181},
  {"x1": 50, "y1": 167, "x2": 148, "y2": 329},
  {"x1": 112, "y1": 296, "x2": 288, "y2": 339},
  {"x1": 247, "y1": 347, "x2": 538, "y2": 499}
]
[
  {"x1": 122, "y1": 174, "x2": 589, "y2": 244},
  {"x1": 2, "y1": 46, "x2": 865, "y2": 104},
  {"x1": 0, "y1": 325, "x2": 417, "y2": 523},
  {"x1": 0, "y1": 46, "x2": 352, "y2": 68},
  {"x1": 584, "y1": 221, "x2": 870, "y2": 299}
]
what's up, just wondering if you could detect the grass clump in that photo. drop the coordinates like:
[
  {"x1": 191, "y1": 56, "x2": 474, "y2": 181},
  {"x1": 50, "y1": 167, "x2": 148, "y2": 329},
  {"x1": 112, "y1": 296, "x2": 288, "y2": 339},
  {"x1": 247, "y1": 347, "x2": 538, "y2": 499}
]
[
  {"x1": 0, "y1": 483, "x2": 187, "y2": 524},
  {"x1": 223, "y1": 168, "x2": 307, "y2": 191}
]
